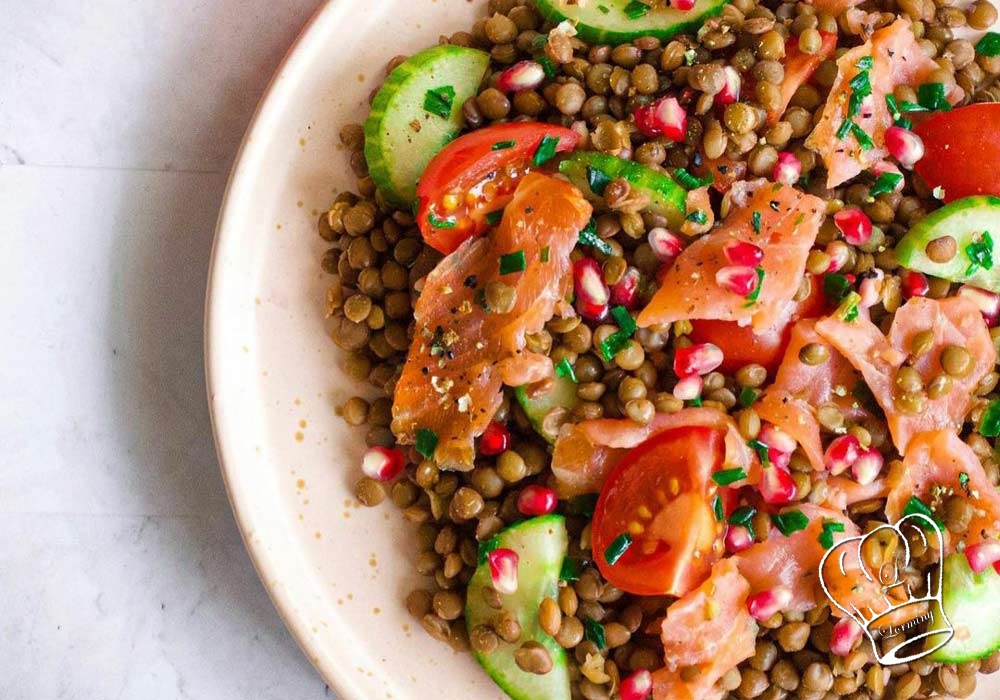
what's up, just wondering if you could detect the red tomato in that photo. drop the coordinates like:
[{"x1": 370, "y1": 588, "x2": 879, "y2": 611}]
[
  {"x1": 914, "y1": 104, "x2": 1000, "y2": 202},
  {"x1": 688, "y1": 274, "x2": 828, "y2": 373},
  {"x1": 415, "y1": 123, "x2": 579, "y2": 253},
  {"x1": 591, "y1": 427, "x2": 726, "y2": 597}
]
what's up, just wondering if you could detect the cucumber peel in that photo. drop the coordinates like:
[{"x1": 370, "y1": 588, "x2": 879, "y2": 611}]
[
  {"x1": 536, "y1": 0, "x2": 728, "y2": 44},
  {"x1": 515, "y1": 374, "x2": 579, "y2": 444},
  {"x1": 894, "y1": 196, "x2": 1000, "y2": 293},
  {"x1": 928, "y1": 552, "x2": 1000, "y2": 663},
  {"x1": 559, "y1": 151, "x2": 688, "y2": 228},
  {"x1": 466, "y1": 515, "x2": 570, "y2": 700},
  {"x1": 364, "y1": 45, "x2": 489, "y2": 206}
]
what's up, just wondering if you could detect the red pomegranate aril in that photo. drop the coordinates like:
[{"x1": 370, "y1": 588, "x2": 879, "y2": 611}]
[
  {"x1": 673, "y1": 0, "x2": 696, "y2": 10},
  {"x1": 648, "y1": 227, "x2": 684, "y2": 263},
  {"x1": 773, "y1": 151, "x2": 802, "y2": 186},
  {"x1": 902, "y1": 269, "x2": 929, "y2": 298},
  {"x1": 574, "y1": 257, "x2": 610, "y2": 322},
  {"x1": 830, "y1": 618, "x2": 863, "y2": 656},
  {"x1": 852, "y1": 447, "x2": 884, "y2": 486},
  {"x1": 958, "y1": 285, "x2": 1000, "y2": 326},
  {"x1": 517, "y1": 485, "x2": 558, "y2": 516},
  {"x1": 715, "y1": 66, "x2": 741, "y2": 106},
  {"x1": 833, "y1": 208, "x2": 873, "y2": 246},
  {"x1": 723, "y1": 239, "x2": 764, "y2": 267},
  {"x1": 768, "y1": 447, "x2": 791, "y2": 471},
  {"x1": 361, "y1": 446, "x2": 406, "y2": 481},
  {"x1": 747, "y1": 586, "x2": 792, "y2": 622},
  {"x1": 480, "y1": 421, "x2": 510, "y2": 456},
  {"x1": 620, "y1": 669, "x2": 653, "y2": 700},
  {"x1": 760, "y1": 463, "x2": 797, "y2": 504},
  {"x1": 496, "y1": 60, "x2": 546, "y2": 93},
  {"x1": 673, "y1": 342, "x2": 724, "y2": 378},
  {"x1": 673, "y1": 374, "x2": 704, "y2": 401},
  {"x1": 824, "y1": 434, "x2": 862, "y2": 475},
  {"x1": 716, "y1": 265, "x2": 760, "y2": 296},
  {"x1": 965, "y1": 542, "x2": 1000, "y2": 574},
  {"x1": 634, "y1": 96, "x2": 687, "y2": 141},
  {"x1": 885, "y1": 125, "x2": 925, "y2": 168},
  {"x1": 759, "y1": 423, "x2": 797, "y2": 455},
  {"x1": 725, "y1": 525, "x2": 754, "y2": 553},
  {"x1": 610, "y1": 266, "x2": 642, "y2": 308},
  {"x1": 488, "y1": 548, "x2": 519, "y2": 595}
]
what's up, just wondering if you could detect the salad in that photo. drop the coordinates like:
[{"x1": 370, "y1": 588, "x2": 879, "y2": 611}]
[{"x1": 318, "y1": 1, "x2": 1000, "y2": 698}]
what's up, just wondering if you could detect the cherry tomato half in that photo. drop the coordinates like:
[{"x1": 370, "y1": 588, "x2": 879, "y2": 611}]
[
  {"x1": 415, "y1": 122, "x2": 579, "y2": 253},
  {"x1": 592, "y1": 426, "x2": 726, "y2": 597},
  {"x1": 914, "y1": 104, "x2": 1000, "y2": 202}
]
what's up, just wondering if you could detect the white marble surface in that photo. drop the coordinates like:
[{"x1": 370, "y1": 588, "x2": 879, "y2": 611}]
[{"x1": 0, "y1": 1, "x2": 337, "y2": 697}]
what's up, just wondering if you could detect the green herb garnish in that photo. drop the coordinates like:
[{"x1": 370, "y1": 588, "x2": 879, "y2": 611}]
[
  {"x1": 834, "y1": 291, "x2": 862, "y2": 322},
  {"x1": 485, "y1": 209, "x2": 504, "y2": 225},
  {"x1": 584, "y1": 618, "x2": 607, "y2": 649},
  {"x1": 578, "y1": 218, "x2": 613, "y2": 255},
  {"x1": 976, "y1": 32, "x2": 1000, "y2": 57},
  {"x1": 623, "y1": 0, "x2": 651, "y2": 18},
  {"x1": 491, "y1": 140, "x2": 516, "y2": 151},
  {"x1": 686, "y1": 209, "x2": 708, "y2": 225},
  {"x1": 728, "y1": 505, "x2": 757, "y2": 538},
  {"x1": 559, "y1": 557, "x2": 584, "y2": 582},
  {"x1": 674, "y1": 167, "x2": 713, "y2": 190},
  {"x1": 536, "y1": 54, "x2": 557, "y2": 78},
  {"x1": 886, "y1": 94, "x2": 901, "y2": 120},
  {"x1": 737, "y1": 386, "x2": 759, "y2": 408},
  {"x1": 917, "y1": 82, "x2": 951, "y2": 112},
  {"x1": 751, "y1": 210, "x2": 762, "y2": 235},
  {"x1": 818, "y1": 519, "x2": 846, "y2": 549},
  {"x1": 597, "y1": 4, "x2": 611, "y2": 13},
  {"x1": 712, "y1": 494, "x2": 724, "y2": 521},
  {"x1": 600, "y1": 306, "x2": 637, "y2": 362},
  {"x1": 849, "y1": 122, "x2": 875, "y2": 150},
  {"x1": 966, "y1": 231, "x2": 994, "y2": 276},
  {"x1": 748, "y1": 439, "x2": 771, "y2": 467},
  {"x1": 855, "y1": 55, "x2": 874, "y2": 71},
  {"x1": 499, "y1": 250, "x2": 527, "y2": 275},
  {"x1": 477, "y1": 535, "x2": 500, "y2": 565},
  {"x1": 604, "y1": 532, "x2": 633, "y2": 565},
  {"x1": 555, "y1": 357, "x2": 578, "y2": 383},
  {"x1": 532, "y1": 134, "x2": 560, "y2": 167},
  {"x1": 899, "y1": 100, "x2": 929, "y2": 113},
  {"x1": 415, "y1": 428, "x2": 438, "y2": 459},
  {"x1": 743, "y1": 267, "x2": 765, "y2": 306},
  {"x1": 823, "y1": 273, "x2": 852, "y2": 302},
  {"x1": 587, "y1": 165, "x2": 611, "y2": 195},
  {"x1": 903, "y1": 495, "x2": 944, "y2": 529},
  {"x1": 870, "y1": 172, "x2": 903, "y2": 197},
  {"x1": 423, "y1": 85, "x2": 456, "y2": 119},
  {"x1": 771, "y1": 510, "x2": 809, "y2": 536},
  {"x1": 836, "y1": 118, "x2": 853, "y2": 141},
  {"x1": 959, "y1": 471, "x2": 971, "y2": 493},
  {"x1": 980, "y1": 399, "x2": 1000, "y2": 437},
  {"x1": 713, "y1": 468, "x2": 748, "y2": 487},
  {"x1": 428, "y1": 212, "x2": 457, "y2": 229}
]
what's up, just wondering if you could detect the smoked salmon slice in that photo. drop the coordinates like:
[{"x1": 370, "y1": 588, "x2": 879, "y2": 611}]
[
  {"x1": 637, "y1": 180, "x2": 825, "y2": 333},
  {"x1": 391, "y1": 173, "x2": 592, "y2": 469}
]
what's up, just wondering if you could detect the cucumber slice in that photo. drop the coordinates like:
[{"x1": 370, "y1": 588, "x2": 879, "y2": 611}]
[
  {"x1": 364, "y1": 45, "x2": 489, "y2": 206},
  {"x1": 536, "y1": 0, "x2": 728, "y2": 44},
  {"x1": 894, "y1": 196, "x2": 1000, "y2": 293},
  {"x1": 466, "y1": 515, "x2": 570, "y2": 700},
  {"x1": 929, "y1": 552, "x2": 1000, "y2": 663},
  {"x1": 515, "y1": 374, "x2": 580, "y2": 444},
  {"x1": 559, "y1": 151, "x2": 688, "y2": 228}
]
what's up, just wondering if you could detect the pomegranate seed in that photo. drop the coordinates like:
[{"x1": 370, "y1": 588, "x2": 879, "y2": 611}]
[
  {"x1": 620, "y1": 669, "x2": 653, "y2": 700},
  {"x1": 825, "y1": 241, "x2": 851, "y2": 273},
  {"x1": 634, "y1": 96, "x2": 687, "y2": 142},
  {"x1": 902, "y1": 269, "x2": 929, "y2": 298},
  {"x1": 716, "y1": 265, "x2": 760, "y2": 296},
  {"x1": 833, "y1": 208, "x2": 873, "y2": 246},
  {"x1": 747, "y1": 586, "x2": 792, "y2": 622},
  {"x1": 517, "y1": 485, "x2": 558, "y2": 516},
  {"x1": 885, "y1": 125, "x2": 925, "y2": 168},
  {"x1": 648, "y1": 227, "x2": 684, "y2": 263},
  {"x1": 830, "y1": 618, "x2": 863, "y2": 656},
  {"x1": 610, "y1": 266, "x2": 642, "y2": 308},
  {"x1": 773, "y1": 151, "x2": 802, "y2": 186},
  {"x1": 760, "y1": 463, "x2": 797, "y2": 504},
  {"x1": 480, "y1": 421, "x2": 510, "y2": 456},
  {"x1": 958, "y1": 285, "x2": 1000, "y2": 326},
  {"x1": 873, "y1": 161, "x2": 905, "y2": 192},
  {"x1": 673, "y1": 374, "x2": 703, "y2": 401},
  {"x1": 852, "y1": 447, "x2": 885, "y2": 486},
  {"x1": 496, "y1": 60, "x2": 546, "y2": 93},
  {"x1": 574, "y1": 257, "x2": 610, "y2": 321},
  {"x1": 674, "y1": 342, "x2": 724, "y2": 378},
  {"x1": 714, "y1": 66, "x2": 741, "y2": 106},
  {"x1": 759, "y1": 423, "x2": 797, "y2": 455},
  {"x1": 723, "y1": 239, "x2": 764, "y2": 267},
  {"x1": 768, "y1": 447, "x2": 792, "y2": 471},
  {"x1": 824, "y1": 435, "x2": 862, "y2": 475},
  {"x1": 965, "y1": 541, "x2": 1000, "y2": 574},
  {"x1": 725, "y1": 525, "x2": 754, "y2": 553},
  {"x1": 361, "y1": 446, "x2": 405, "y2": 481},
  {"x1": 488, "y1": 548, "x2": 519, "y2": 595},
  {"x1": 672, "y1": 0, "x2": 696, "y2": 9}
]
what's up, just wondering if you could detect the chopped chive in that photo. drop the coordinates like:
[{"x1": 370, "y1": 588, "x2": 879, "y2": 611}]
[
  {"x1": 687, "y1": 396, "x2": 703, "y2": 407},
  {"x1": 565, "y1": 493, "x2": 598, "y2": 517},
  {"x1": 899, "y1": 100, "x2": 929, "y2": 113},
  {"x1": 477, "y1": 535, "x2": 500, "y2": 565},
  {"x1": 623, "y1": 0, "x2": 651, "y2": 19},
  {"x1": 748, "y1": 439, "x2": 771, "y2": 467},
  {"x1": 836, "y1": 118, "x2": 853, "y2": 141},
  {"x1": 737, "y1": 386, "x2": 759, "y2": 408},
  {"x1": 834, "y1": 291, "x2": 862, "y2": 322},
  {"x1": 536, "y1": 54, "x2": 557, "y2": 78},
  {"x1": 771, "y1": 509, "x2": 809, "y2": 536},
  {"x1": 578, "y1": 218, "x2": 614, "y2": 255},
  {"x1": 976, "y1": 32, "x2": 1000, "y2": 57},
  {"x1": 793, "y1": 213, "x2": 806, "y2": 226},
  {"x1": 485, "y1": 209, "x2": 504, "y2": 226},
  {"x1": 559, "y1": 557, "x2": 584, "y2": 582},
  {"x1": 743, "y1": 267, "x2": 765, "y2": 305},
  {"x1": 540, "y1": 245, "x2": 551, "y2": 263},
  {"x1": 959, "y1": 471, "x2": 971, "y2": 493},
  {"x1": 713, "y1": 468, "x2": 748, "y2": 486},
  {"x1": 728, "y1": 505, "x2": 757, "y2": 539},
  {"x1": 604, "y1": 532, "x2": 633, "y2": 565},
  {"x1": 584, "y1": 618, "x2": 607, "y2": 649},
  {"x1": 598, "y1": 4, "x2": 611, "y2": 13},
  {"x1": 917, "y1": 82, "x2": 951, "y2": 111},
  {"x1": 885, "y1": 94, "x2": 901, "y2": 120},
  {"x1": 980, "y1": 399, "x2": 1000, "y2": 437},
  {"x1": 611, "y1": 305, "x2": 637, "y2": 335},
  {"x1": 600, "y1": 306, "x2": 637, "y2": 362},
  {"x1": 532, "y1": 134, "x2": 560, "y2": 167},
  {"x1": 491, "y1": 140, "x2": 516, "y2": 150},
  {"x1": 751, "y1": 210, "x2": 762, "y2": 235},
  {"x1": 965, "y1": 231, "x2": 994, "y2": 276},
  {"x1": 712, "y1": 494, "x2": 724, "y2": 521},
  {"x1": 428, "y1": 212, "x2": 457, "y2": 229},
  {"x1": 849, "y1": 122, "x2": 874, "y2": 150},
  {"x1": 818, "y1": 519, "x2": 846, "y2": 549},
  {"x1": 555, "y1": 357, "x2": 578, "y2": 383},
  {"x1": 823, "y1": 273, "x2": 852, "y2": 302},
  {"x1": 415, "y1": 428, "x2": 439, "y2": 459},
  {"x1": 870, "y1": 172, "x2": 903, "y2": 197},
  {"x1": 674, "y1": 167, "x2": 713, "y2": 190},
  {"x1": 855, "y1": 55, "x2": 874, "y2": 71},
  {"x1": 903, "y1": 495, "x2": 944, "y2": 529},
  {"x1": 499, "y1": 250, "x2": 527, "y2": 275},
  {"x1": 895, "y1": 115, "x2": 913, "y2": 129},
  {"x1": 686, "y1": 209, "x2": 708, "y2": 225},
  {"x1": 423, "y1": 85, "x2": 456, "y2": 119},
  {"x1": 587, "y1": 165, "x2": 612, "y2": 195}
]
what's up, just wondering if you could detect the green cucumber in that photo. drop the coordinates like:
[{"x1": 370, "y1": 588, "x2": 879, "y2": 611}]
[
  {"x1": 514, "y1": 374, "x2": 580, "y2": 444},
  {"x1": 364, "y1": 45, "x2": 489, "y2": 206},
  {"x1": 466, "y1": 515, "x2": 570, "y2": 700},
  {"x1": 928, "y1": 553, "x2": 1000, "y2": 663},
  {"x1": 536, "y1": 0, "x2": 728, "y2": 44},
  {"x1": 559, "y1": 151, "x2": 688, "y2": 228},
  {"x1": 894, "y1": 196, "x2": 1000, "y2": 292}
]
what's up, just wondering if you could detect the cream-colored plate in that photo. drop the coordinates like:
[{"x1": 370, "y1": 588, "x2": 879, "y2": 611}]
[{"x1": 205, "y1": 1, "x2": 1000, "y2": 698}]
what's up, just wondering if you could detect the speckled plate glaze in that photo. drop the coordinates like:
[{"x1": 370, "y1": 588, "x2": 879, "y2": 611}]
[{"x1": 206, "y1": 1, "x2": 1000, "y2": 699}]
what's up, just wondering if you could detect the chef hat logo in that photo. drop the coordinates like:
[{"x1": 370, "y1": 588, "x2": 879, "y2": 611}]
[{"x1": 818, "y1": 514, "x2": 953, "y2": 665}]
